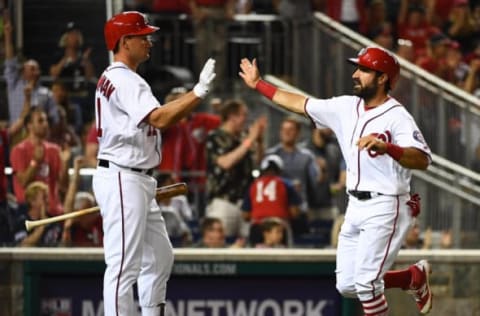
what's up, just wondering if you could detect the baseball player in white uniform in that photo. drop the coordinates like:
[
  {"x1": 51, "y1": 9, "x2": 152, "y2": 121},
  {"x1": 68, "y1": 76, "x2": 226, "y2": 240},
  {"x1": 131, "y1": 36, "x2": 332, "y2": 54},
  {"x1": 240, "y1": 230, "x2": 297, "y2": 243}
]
[
  {"x1": 92, "y1": 11, "x2": 215, "y2": 316},
  {"x1": 239, "y1": 47, "x2": 433, "y2": 315}
]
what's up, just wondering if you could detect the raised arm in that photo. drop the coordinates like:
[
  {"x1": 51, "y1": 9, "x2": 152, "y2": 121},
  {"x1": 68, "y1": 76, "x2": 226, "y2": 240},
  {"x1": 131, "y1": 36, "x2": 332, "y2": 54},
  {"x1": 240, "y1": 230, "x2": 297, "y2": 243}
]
[
  {"x1": 3, "y1": 18, "x2": 14, "y2": 60},
  {"x1": 215, "y1": 116, "x2": 265, "y2": 170},
  {"x1": 146, "y1": 58, "x2": 216, "y2": 129},
  {"x1": 8, "y1": 83, "x2": 32, "y2": 137},
  {"x1": 63, "y1": 156, "x2": 84, "y2": 213},
  {"x1": 239, "y1": 58, "x2": 308, "y2": 115}
]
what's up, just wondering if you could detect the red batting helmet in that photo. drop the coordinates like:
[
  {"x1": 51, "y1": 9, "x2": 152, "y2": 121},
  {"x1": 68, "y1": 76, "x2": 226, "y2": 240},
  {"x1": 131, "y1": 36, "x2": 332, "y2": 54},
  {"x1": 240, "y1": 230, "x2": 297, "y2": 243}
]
[
  {"x1": 348, "y1": 46, "x2": 400, "y2": 89},
  {"x1": 104, "y1": 11, "x2": 159, "y2": 51}
]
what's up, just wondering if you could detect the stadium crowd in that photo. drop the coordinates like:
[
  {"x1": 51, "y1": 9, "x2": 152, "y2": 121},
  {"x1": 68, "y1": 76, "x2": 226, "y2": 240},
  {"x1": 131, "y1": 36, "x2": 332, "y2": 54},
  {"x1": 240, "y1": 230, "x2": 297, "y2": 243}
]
[{"x1": 1, "y1": 0, "x2": 479, "y2": 249}]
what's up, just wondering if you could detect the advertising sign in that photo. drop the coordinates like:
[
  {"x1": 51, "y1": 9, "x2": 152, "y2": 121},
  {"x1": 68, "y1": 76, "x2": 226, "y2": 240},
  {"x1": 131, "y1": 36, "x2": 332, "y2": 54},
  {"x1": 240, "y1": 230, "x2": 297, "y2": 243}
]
[{"x1": 27, "y1": 261, "x2": 344, "y2": 316}]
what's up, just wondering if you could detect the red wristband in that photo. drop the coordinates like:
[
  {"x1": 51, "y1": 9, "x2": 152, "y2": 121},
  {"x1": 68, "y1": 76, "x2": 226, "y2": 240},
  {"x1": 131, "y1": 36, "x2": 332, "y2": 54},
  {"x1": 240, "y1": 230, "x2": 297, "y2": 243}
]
[
  {"x1": 386, "y1": 143, "x2": 404, "y2": 161},
  {"x1": 255, "y1": 80, "x2": 277, "y2": 100}
]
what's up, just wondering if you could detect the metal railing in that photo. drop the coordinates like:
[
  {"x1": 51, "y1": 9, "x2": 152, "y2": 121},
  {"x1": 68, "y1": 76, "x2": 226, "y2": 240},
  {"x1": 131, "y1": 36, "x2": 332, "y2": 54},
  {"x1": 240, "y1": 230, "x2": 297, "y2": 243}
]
[{"x1": 310, "y1": 12, "x2": 480, "y2": 169}]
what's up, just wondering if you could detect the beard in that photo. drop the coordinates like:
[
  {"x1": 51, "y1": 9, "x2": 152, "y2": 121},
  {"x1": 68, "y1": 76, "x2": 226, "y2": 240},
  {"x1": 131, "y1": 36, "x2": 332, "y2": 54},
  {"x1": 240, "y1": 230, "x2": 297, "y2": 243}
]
[{"x1": 353, "y1": 79, "x2": 378, "y2": 102}]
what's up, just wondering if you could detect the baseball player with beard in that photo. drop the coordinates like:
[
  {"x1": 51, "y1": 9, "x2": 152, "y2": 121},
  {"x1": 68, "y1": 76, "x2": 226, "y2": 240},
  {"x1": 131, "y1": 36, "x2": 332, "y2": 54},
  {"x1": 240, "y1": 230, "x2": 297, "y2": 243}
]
[
  {"x1": 240, "y1": 47, "x2": 433, "y2": 315},
  {"x1": 92, "y1": 11, "x2": 215, "y2": 316}
]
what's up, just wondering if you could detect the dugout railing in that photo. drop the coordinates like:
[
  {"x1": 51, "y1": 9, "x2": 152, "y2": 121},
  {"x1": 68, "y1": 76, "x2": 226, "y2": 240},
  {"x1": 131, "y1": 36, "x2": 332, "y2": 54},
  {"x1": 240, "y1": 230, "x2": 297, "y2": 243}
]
[{"x1": 310, "y1": 12, "x2": 480, "y2": 169}]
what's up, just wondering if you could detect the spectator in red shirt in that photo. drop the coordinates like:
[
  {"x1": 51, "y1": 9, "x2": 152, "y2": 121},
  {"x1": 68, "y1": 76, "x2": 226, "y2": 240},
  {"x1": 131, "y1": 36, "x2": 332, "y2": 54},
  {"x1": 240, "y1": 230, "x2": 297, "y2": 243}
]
[
  {"x1": 10, "y1": 108, "x2": 69, "y2": 216},
  {"x1": 242, "y1": 154, "x2": 302, "y2": 246},
  {"x1": 181, "y1": 104, "x2": 220, "y2": 185},
  {"x1": 416, "y1": 32, "x2": 451, "y2": 76},
  {"x1": 158, "y1": 87, "x2": 189, "y2": 178},
  {"x1": 397, "y1": 2, "x2": 437, "y2": 59},
  {"x1": 158, "y1": 87, "x2": 220, "y2": 217},
  {"x1": 158, "y1": 87, "x2": 220, "y2": 185}
]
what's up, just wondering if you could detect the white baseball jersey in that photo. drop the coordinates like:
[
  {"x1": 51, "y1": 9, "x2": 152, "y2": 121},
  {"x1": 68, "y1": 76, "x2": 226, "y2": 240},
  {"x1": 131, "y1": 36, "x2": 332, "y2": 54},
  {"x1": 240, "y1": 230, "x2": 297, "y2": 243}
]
[
  {"x1": 93, "y1": 61, "x2": 173, "y2": 315},
  {"x1": 95, "y1": 61, "x2": 162, "y2": 169},
  {"x1": 305, "y1": 95, "x2": 431, "y2": 304},
  {"x1": 305, "y1": 95, "x2": 431, "y2": 194}
]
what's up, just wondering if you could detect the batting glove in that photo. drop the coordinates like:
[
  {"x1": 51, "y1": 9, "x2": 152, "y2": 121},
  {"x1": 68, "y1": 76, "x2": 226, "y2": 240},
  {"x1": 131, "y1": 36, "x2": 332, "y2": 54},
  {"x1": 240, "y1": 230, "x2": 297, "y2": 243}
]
[
  {"x1": 193, "y1": 58, "x2": 216, "y2": 98},
  {"x1": 407, "y1": 193, "x2": 421, "y2": 217}
]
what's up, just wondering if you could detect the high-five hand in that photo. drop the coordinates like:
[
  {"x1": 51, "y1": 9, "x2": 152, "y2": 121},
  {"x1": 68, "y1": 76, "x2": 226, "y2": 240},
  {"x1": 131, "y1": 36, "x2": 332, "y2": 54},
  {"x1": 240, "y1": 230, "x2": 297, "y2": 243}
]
[
  {"x1": 194, "y1": 58, "x2": 216, "y2": 98},
  {"x1": 239, "y1": 58, "x2": 261, "y2": 89}
]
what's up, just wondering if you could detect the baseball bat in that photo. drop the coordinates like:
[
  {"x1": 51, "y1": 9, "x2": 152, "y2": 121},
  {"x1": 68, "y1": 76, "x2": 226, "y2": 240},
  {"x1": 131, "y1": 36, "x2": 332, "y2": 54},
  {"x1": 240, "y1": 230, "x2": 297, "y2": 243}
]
[{"x1": 25, "y1": 182, "x2": 188, "y2": 232}]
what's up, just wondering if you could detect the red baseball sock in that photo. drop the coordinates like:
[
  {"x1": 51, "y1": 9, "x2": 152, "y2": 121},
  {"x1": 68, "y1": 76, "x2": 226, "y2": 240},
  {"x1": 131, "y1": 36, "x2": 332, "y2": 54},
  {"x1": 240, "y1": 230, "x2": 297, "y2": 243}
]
[{"x1": 384, "y1": 268, "x2": 412, "y2": 290}]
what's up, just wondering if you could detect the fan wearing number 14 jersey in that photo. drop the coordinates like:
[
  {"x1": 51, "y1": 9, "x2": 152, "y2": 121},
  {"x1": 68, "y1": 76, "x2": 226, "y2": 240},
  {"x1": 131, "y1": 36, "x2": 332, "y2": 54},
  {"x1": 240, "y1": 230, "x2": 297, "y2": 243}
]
[{"x1": 241, "y1": 154, "x2": 302, "y2": 247}]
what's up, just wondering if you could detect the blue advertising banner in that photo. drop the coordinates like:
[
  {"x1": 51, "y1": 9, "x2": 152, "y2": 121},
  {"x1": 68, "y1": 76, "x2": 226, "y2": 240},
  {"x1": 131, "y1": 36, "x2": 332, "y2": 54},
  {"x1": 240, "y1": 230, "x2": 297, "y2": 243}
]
[
  {"x1": 38, "y1": 277, "x2": 340, "y2": 316},
  {"x1": 25, "y1": 261, "x2": 348, "y2": 316},
  {"x1": 166, "y1": 277, "x2": 340, "y2": 316}
]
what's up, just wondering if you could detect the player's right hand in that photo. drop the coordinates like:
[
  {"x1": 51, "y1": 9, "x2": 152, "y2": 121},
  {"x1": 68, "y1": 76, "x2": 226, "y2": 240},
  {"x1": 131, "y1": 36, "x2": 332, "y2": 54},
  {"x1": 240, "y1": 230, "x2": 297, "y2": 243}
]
[
  {"x1": 239, "y1": 58, "x2": 260, "y2": 89},
  {"x1": 193, "y1": 58, "x2": 216, "y2": 98}
]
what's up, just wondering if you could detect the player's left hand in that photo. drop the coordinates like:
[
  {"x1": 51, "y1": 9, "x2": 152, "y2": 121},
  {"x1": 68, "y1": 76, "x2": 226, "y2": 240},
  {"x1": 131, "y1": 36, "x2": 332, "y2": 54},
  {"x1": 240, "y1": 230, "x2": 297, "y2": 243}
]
[
  {"x1": 239, "y1": 58, "x2": 260, "y2": 89},
  {"x1": 193, "y1": 58, "x2": 216, "y2": 98},
  {"x1": 356, "y1": 134, "x2": 387, "y2": 154},
  {"x1": 407, "y1": 193, "x2": 421, "y2": 217}
]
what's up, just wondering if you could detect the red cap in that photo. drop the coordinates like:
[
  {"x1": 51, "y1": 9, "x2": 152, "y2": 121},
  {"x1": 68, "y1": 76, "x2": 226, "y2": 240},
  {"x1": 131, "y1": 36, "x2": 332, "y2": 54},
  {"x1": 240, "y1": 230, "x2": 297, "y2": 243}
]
[
  {"x1": 348, "y1": 46, "x2": 400, "y2": 89},
  {"x1": 104, "y1": 11, "x2": 159, "y2": 51}
]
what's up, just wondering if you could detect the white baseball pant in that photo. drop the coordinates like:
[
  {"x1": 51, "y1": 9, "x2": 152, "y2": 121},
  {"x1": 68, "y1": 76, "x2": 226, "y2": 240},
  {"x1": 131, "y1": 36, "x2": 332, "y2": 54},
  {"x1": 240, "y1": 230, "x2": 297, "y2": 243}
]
[
  {"x1": 93, "y1": 167, "x2": 174, "y2": 316},
  {"x1": 335, "y1": 194, "x2": 413, "y2": 301}
]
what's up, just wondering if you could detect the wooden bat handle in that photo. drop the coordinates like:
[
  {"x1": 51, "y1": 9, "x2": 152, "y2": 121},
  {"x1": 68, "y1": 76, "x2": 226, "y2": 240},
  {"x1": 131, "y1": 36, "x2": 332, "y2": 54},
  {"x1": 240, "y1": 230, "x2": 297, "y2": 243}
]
[
  {"x1": 25, "y1": 182, "x2": 188, "y2": 232},
  {"x1": 155, "y1": 182, "x2": 188, "y2": 201},
  {"x1": 25, "y1": 206, "x2": 100, "y2": 232}
]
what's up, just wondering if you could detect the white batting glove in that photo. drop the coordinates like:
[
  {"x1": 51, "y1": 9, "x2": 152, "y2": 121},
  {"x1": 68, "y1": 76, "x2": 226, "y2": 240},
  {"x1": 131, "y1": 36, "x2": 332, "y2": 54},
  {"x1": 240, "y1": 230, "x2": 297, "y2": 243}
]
[{"x1": 193, "y1": 58, "x2": 216, "y2": 98}]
